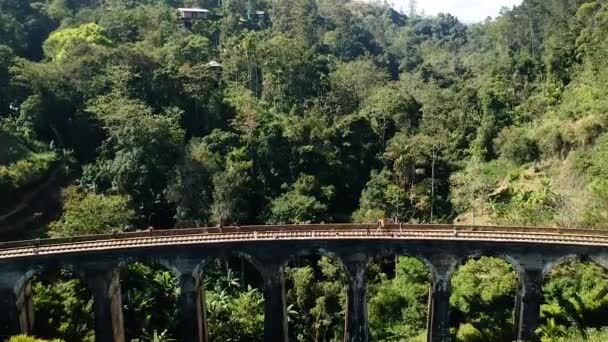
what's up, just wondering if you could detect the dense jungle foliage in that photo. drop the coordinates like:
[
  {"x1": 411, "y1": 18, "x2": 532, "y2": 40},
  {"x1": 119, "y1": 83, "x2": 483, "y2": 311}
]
[{"x1": 3, "y1": 0, "x2": 608, "y2": 341}]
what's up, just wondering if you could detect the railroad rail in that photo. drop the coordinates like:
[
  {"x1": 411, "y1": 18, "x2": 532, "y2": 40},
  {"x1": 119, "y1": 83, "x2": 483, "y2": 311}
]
[{"x1": 1, "y1": 224, "x2": 608, "y2": 260}]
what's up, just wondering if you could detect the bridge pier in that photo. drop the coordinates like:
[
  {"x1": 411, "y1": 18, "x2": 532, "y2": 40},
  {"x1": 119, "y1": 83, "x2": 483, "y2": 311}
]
[
  {"x1": 84, "y1": 267, "x2": 125, "y2": 342},
  {"x1": 175, "y1": 262, "x2": 208, "y2": 342},
  {"x1": 261, "y1": 262, "x2": 288, "y2": 342},
  {"x1": 15, "y1": 282, "x2": 34, "y2": 336},
  {"x1": 0, "y1": 269, "x2": 35, "y2": 341},
  {"x1": 343, "y1": 259, "x2": 369, "y2": 342},
  {"x1": 516, "y1": 269, "x2": 542, "y2": 342},
  {"x1": 427, "y1": 279, "x2": 451, "y2": 342},
  {"x1": 513, "y1": 284, "x2": 522, "y2": 338},
  {"x1": 0, "y1": 289, "x2": 21, "y2": 342}
]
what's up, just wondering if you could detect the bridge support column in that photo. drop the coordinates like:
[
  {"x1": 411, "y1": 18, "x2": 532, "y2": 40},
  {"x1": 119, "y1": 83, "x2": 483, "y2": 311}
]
[
  {"x1": 85, "y1": 267, "x2": 125, "y2": 342},
  {"x1": 15, "y1": 282, "x2": 34, "y2": 335},
  {"x1": 176, "y1": 261, "x2": 208, "y2": 342},
  {"x1": 427, "y1": 278, "x2": 451, "y2": 342},
  {"x1": 0, "y1": 270, "x2": 33, "y2": 341},
  {"x1": 261, "y1": 263, "x2": 288, "y2": 342},
  {"x1": 0, "y1": 289, "x2": 21, "y2": 341},
  {"x1": 516, "y1": 270, "x2": 542, "y2": 342},
  {"x1": 344, "y1": 259, "x2": 368, "y2": 342},
  {"x1": 513, "y1": 285, "x2": 522, "y2": 338}
]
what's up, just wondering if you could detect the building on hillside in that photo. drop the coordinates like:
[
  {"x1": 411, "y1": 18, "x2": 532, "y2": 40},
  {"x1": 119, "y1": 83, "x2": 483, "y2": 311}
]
[
  {"x1": 255, "y1": 10, "x2": 266, "y2": 19},
  {"x1": 206, "y1": 60, "x2": 222, "y2": 68},
  {"x1": 178, "y1": 8, "x2": 211, "y2": 20}
]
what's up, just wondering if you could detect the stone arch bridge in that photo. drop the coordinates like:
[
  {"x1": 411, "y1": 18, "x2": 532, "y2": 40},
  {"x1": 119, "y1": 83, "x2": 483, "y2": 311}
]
[{"x1": 2, "y1": 224, "x2": 608, "y2": 342}]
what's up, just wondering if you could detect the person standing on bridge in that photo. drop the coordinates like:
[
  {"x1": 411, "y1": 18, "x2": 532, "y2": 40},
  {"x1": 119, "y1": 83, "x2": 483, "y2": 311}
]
[{"x1": 377, "y1": 216, "x2": 386, "y2": 231}]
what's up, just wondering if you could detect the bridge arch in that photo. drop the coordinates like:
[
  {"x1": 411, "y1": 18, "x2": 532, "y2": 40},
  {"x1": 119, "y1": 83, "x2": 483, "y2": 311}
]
[
  {"x1": 589, "y1": 254, "x2": 608, "y2": 272},
  {"x1": 199, "y1": 250, "x2": 266, "y2": 288},
  {"x1": 365, "y1": 249, "x2": 434, "y2": 341},
  {"x1": 540, "y1": 253, "x2": 608, "y2": 281},
  {"x1": 12, "y1": 262, "x2": 95, "y2": 340},
  {"x1": 542, "y1": 253, "x2": 582, "y2": 280},
  {"x1": 118, "y1": 258, "x2": 183, "y2": 341},
  {"x1": 445, "y1": 251, "x2": 525, "y2": 284},
  {"x1": 280, "y1": 246, "x2": 350, "y2": 268},
  {"x1": 14, "y1": 267, "x2": 45, "y2": 297},
  {"x1": 447, "y1": 252, "x2": 523, "y2": 342},
  {"x1": 537, "y1": 253, "x2": 608, "y2": 336},
  {"x1": 199, "y1": 251, "x2": 268, "y2": 342},
  {"x1": 13, "y1": 260, "x2": 90, "y2": 296},
  {"x1": 281, "y1": 248, "x2": 351, "y2": 342},
  {"x1": 366, "y1": 248, "x2": 438, "y2": 283},
  {"x1": 119, "y1": 252, "x2": 217, "y2": 279}
]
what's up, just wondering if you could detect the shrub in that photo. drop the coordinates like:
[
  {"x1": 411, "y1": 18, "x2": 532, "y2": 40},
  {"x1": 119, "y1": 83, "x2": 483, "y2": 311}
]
[
  {"x1": 572, "y1": 114, "x2": 606, "y2": 147},
  {"x1": 48, "y1": 186, "x2": 135, "y2": 237},
  {"x1": 352, "y1": 208, "x2": 386, "y2": 223},
  {"x1": 0, "y1": 152, "x2": 57, "y2": 194},
  {"x1": 32, "y1": 271, "x2": 94, "y2": 342},
  {"x1": 8, "y1": 336, "x2": 62, "y2": 342},
  {"x1": 491, "y1": 178, "x2": 562, "y2": 226},
  {"x1": 542, "y1": 262, "x2": 608, "y2": 331},
  {"x1": 456, "y1": 323, "x2": 484, "y2": 342},
  {"x1": 577, "y1": 134, "x2": 608, "y2": 179},
  {"x1": 494, "y1": 126, "x2": 539, "y2": 164},
  {"x1": 536, "y1": 120, "x2": 574, "y2": 158},
  {"x1": 268, "y1": 191, "x2": 327, "y2": 224},
  {"x1": 368, "y1": 257, "x2": 430, "y2": 341},
  {"x1": 451, "y1": 257, "x2": 517, "y2": 342},
  {"x1": 580, "y1": 180, "x2": 608, "y2": 229},
  {"x1": 121, "y1": 263, "x2": 180, "y2": 341},
  {"x1": 206, "y1": 288, "x2": 264, "y2": 341},
  {"x1": 552, "y1": 328, "x2": 608, "y2": 342},
  {"x1": 268, "y1": 175, "x2": 330, "y2": 224}
]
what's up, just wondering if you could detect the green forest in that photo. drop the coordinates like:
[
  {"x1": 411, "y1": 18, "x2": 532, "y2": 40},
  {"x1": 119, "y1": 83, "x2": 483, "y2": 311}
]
[{"x1": 3, "y1": 0, "x2": 608, "y2": 341}]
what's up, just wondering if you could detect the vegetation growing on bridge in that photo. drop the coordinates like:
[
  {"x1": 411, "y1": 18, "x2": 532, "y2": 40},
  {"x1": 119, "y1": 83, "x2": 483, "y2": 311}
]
[{"x1": 3, "y1": 0, "x2": 608, "y2": 340}]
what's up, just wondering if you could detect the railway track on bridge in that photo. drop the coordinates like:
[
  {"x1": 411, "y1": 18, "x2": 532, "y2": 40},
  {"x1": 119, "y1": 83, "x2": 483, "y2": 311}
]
[{"x1": 2, "y1": 224, "x2": 608, "y2": 260}]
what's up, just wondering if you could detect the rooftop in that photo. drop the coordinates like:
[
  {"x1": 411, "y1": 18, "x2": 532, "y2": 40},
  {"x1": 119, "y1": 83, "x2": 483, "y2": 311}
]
[
  {"x1": 206, "y1": 60, "x2": 222, "y2": 68},
  {"x1": 177, "y1": 8, "x2": 210, "y2": 13}
]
